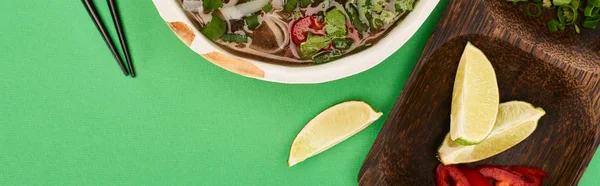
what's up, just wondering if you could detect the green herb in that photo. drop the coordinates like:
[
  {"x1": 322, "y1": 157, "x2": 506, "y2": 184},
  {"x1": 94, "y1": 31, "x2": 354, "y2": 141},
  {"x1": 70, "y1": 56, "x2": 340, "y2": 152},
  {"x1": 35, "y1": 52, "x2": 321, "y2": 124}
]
[
  {"x1": 346, "y1": 4, "x2": 369, "y2": 32},
  {"x1": 332, "y1": 38, "x2": 354, "y2": 50},
  {"x1": 313, "y1": 50, "x2": 342, "y2": 63},
  {"x1": 325, "y1": 8, "x2": 348, "y2": 38},
  {"x1": 203, "y1": 0, "x2": 223, "y2": 12},
  {"x1": 245, "y1": 14, "x2": 260, "y2": 30},
  {"x1": 262, "y1": 3, "x2": 273, "y2": 12},
  {"x1": 542, "y1": 0, "x2": 552, "y2": 7},
  {"x1": 526, "y1": 3, "x2": 542, "y2": 17},
  {"x1": 379, "y1": 10, "x2": 399, "y2": 24},
  {"x1": 317, "y1": 11, "x2": 325, "y2": 23},
  {"x1": 201, "y1": 14, "x2": 227, "y2": 40},
  {"x1": 372, "y1": 0, "x2": 385, "y2": 13},
  {"x1": 395, "y1": 0, "x2": 417, "y2": 12},
  {"x1": 367, "y1": 13, "x2": 384, "y2": 31},
  {"x1": 357, "y1": 0, "x2": 371, "y2": 21},
  {"x1": 293, "y1": 11, "x2": 303, "y2": 19},
  {"x1": 285, "y1": 0, "x2": 299, "y2": 12},
  {"x1": 300, "y1": 35, "x2": 332, "y2": 57},
  {"x1": 221, "y1": 33, "x2": 252, "y2": 43}
]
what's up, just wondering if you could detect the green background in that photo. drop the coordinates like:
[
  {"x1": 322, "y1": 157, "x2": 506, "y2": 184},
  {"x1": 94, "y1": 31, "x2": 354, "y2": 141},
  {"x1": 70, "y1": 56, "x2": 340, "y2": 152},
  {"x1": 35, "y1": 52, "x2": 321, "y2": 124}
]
[{"x1": 1, "y1": 0, "x2": 598, "y2": 185}]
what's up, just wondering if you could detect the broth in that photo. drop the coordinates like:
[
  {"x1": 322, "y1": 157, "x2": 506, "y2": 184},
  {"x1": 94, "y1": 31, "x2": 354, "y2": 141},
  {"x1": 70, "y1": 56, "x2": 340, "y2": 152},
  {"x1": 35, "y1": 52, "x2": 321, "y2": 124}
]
[{"x1": 181, "y1": 0, "x2": 418, "y2": 64}]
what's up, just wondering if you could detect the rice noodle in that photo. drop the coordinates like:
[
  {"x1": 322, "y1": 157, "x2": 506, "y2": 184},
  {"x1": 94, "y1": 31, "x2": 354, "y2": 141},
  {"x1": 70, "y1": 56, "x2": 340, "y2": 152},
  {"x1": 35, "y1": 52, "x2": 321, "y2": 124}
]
[
  {"x1": 271, "y1": 0, "x2": 285, "y2": 10},
  {"x1": 220, "y1": 0, "x2": 272, "y2": 20},
  {"x1": 224, "y1": 0, "x2": 239, "y2": 7}
]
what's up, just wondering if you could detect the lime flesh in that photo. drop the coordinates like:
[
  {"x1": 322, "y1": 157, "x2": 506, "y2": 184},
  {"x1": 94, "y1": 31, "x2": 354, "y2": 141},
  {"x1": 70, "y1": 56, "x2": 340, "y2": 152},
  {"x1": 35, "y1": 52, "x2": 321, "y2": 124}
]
[
  {"x1": 439, "y1": 101, "x2": 545, "y2": 165},
  {"x1": 288, "y1": 101, "x2": 382, "y2": 167},
  {"x1": 450, "y1": 42, "x2": 500, "y2": 145}
]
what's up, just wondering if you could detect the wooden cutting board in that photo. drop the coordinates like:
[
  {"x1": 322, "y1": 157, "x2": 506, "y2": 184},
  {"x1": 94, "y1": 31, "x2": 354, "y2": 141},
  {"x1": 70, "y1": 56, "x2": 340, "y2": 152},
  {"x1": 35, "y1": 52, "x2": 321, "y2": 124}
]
[{"x1": 358, "y1": 0, "x2": 600, "y2": 185}]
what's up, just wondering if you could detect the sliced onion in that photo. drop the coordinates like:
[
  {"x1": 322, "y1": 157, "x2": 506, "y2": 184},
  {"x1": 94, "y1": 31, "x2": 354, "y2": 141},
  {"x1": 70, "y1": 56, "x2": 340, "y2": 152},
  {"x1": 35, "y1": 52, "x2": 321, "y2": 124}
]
[
  {"x1": 271, "y1": 16, "x2": 290, "y2": 49},
  {"x1": 220, "y1": 0, "x2": 271, "y2": 20}
]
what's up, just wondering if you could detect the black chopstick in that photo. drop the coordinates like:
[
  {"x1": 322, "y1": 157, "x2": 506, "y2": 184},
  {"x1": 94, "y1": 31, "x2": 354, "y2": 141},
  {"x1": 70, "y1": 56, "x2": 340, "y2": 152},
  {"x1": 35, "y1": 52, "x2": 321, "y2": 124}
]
[
  {"x1": 107, "y1": 0, "x2": 135, "y2": 77},
  {"x1": 81, "y1": 0, "x2": 129, "y2": 76}
]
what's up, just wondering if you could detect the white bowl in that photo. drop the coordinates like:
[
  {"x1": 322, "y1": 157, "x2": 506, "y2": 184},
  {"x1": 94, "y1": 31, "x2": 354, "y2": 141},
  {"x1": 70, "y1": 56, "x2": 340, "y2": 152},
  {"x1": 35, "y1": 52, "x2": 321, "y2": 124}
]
[{"x1": 152, "y1": 0, "x2": 439, "y2": 84}]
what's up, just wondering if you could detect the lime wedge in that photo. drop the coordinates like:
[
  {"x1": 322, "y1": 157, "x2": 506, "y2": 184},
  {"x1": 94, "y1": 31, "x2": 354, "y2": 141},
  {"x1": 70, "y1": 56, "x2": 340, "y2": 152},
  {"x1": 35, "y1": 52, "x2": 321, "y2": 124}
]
[
  {"x1": 450, "y1": 42, "x2": 500, "y2": 145},
  {"x1": 288, "y1": 101, "x2": 382, "y2": 167},
  {"x1": 438, "y1": 101, "x2": 546, "y2": 165}
]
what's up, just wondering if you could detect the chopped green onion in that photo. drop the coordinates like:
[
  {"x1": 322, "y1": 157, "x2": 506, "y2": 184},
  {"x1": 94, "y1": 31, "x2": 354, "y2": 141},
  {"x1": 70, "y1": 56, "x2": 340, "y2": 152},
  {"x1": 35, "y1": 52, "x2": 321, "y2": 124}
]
[
  {"x1": 526, "y1": 3, "x2": 542, "y2": 17},
  {"x1": 583, "y1": 19, "x2": 599, "y2": 29},
  {"x1": 284, "y1": 0, "x2": 299, "y2": 13},
  {"x1": 585, "y1": 4, "x2": 595, "y2": 16},
  {"x1": 203, "y1": 0, "x2": 223, "y2": 12},
  {"x1": 557, "y1": 6, "x2": 578, "y2": 25},
  {"x1": 557, "y1": 23, "x2": 566, "y2": 30},
  {"x1": 370, "y1": 18, "x2": 384, "y2": 31},
  {"x1": 201, "y1": 14, "x2": 227, "y2": 40},
  {"x1": 585, "y1": 4, "x2": 600, "y2": 17},
  {"x1": 547, "y1": 19, "x2": 560, "y2": 32},
  {"x1": 299, "y1": 0, "x2": 312, "y2": 8},
  {"x1": 221, "y1": 34, "x2": 252, "y2": 43},
  {"x1": 574, "y1": 24, "x2": 580, "y2": 33},
  {"x1": 245, "y1": 14, "x2": 260, "y2": 30},
  {"x1": 583, "y1": 14, "x2": 600, "y2": 29},
  {"x1": 262, "y1": 3, "x2": 273, "y2": 12},
  {"x1": 553, "y1": 0, "x2": 571, "y2": 6}
]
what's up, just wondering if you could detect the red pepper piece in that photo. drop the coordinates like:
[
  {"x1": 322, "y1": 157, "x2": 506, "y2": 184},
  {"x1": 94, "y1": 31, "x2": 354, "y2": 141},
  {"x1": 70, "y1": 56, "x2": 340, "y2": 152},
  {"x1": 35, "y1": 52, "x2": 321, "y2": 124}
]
[
  {"x1": 436, "y1": 164, "x2": 472, "y2": 186},
  {"x1": 510, "y1": 166, "x2": 548, "y2": 178},
  {"x1": 499, "y1": 166, "x2": 547, "y2": 186},
  {"x1": 458, "y1": 166, "x2": 492, "y2": 186},
  {"x1": 290, "y1": 15, "x2": 324, "y2": 45},
  {"x1": 476, "y1": 165, "x2": 529, "y2": 186}
]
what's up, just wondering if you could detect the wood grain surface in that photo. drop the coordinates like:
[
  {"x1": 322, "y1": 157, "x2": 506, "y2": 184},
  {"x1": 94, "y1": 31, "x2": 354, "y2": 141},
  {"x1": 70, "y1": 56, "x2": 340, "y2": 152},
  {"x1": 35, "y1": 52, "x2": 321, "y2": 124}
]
[{"x1": 358, "y1": 0, "x2": 600, "y2": 185}]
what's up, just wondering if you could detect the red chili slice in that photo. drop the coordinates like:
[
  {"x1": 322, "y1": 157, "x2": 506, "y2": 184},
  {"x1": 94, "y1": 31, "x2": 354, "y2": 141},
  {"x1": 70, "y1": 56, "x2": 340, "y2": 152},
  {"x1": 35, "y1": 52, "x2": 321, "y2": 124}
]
[
  {"x1": 290, "y1": 15, "x2": 324, "y2": 45},
  {"x1": 311, "y1": 15, "x2": 325, "y2": 30},
  {"x1": 436, "y1": 165, "x2": 472, "y2": 186},
  {"x1": 458, "y1": 166, "x2": 492, "y2": 186},
  {"x1": 476, "y1": 165, "x2": 530, "y2": 186}
]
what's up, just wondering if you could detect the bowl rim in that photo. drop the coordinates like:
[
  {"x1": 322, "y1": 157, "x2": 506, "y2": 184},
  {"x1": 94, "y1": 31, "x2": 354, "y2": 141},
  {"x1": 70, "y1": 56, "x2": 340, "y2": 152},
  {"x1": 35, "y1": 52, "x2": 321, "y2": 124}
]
[{"x1": 152, "y1": 0, "x2": 440, "y2": 84}]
